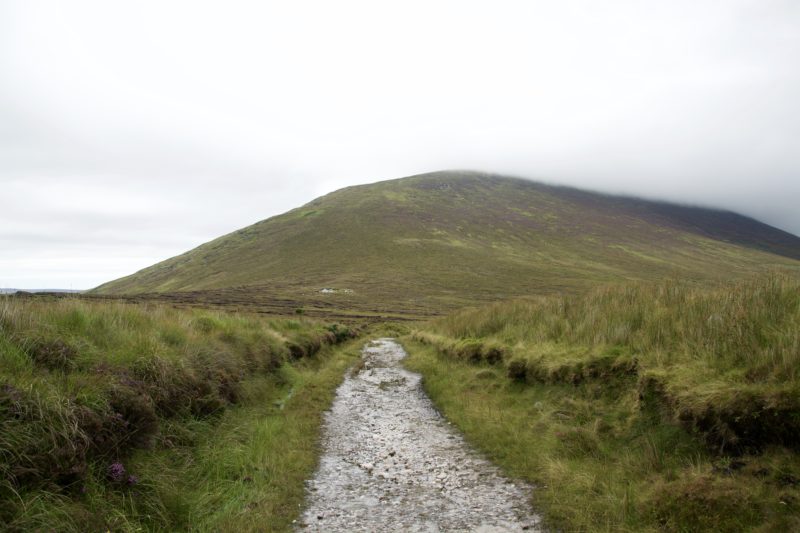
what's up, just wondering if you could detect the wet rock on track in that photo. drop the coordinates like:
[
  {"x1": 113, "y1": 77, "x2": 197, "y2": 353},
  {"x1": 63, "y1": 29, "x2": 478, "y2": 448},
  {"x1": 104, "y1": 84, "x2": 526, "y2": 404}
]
[{"x1": 298, "y1": 338, "x2": 540, "y2": 532}]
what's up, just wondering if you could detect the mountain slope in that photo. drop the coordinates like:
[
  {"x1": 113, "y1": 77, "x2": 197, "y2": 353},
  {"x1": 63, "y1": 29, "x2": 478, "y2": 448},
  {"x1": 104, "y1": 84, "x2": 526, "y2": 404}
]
[{"x1": 94, "y1": 171, "x2": 800, "y2": 310}]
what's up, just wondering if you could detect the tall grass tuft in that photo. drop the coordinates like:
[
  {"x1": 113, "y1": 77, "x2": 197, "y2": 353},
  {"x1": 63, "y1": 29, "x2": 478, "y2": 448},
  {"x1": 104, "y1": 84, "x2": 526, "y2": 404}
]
[
  {"x1": 428, "y1": 274, "x2": 800, "y2": 382},
  {"x1": 0, "y1": 296, "x2": 356, "y2": 529},
  {"x1": 405, "y1": 274, "x2": 800, "y2": 531},
  {"x1": 414, "y1": 274, "x2": 800, "y2": 452}
]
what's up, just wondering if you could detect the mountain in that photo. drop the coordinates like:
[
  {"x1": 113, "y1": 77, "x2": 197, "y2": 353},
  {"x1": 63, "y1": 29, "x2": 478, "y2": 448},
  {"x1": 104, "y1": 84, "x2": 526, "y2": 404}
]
[{"x1": 93, "y1": 171, "x2": 800, "y2": 314}]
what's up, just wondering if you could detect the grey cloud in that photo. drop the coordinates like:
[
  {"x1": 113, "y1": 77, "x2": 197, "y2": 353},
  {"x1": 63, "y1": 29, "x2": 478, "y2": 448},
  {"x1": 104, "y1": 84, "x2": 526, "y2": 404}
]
[{"x1": 1, "y1": 0, "x2": 799, "y2": 288}]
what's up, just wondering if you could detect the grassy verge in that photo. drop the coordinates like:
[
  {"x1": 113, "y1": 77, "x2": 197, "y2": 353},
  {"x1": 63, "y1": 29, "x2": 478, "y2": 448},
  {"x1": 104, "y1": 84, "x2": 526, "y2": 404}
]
[
  {"x1": 128, "y1": 342, "x2": 360, "y2": 532},
  {"x1": 405, "y1": 342, "x2": 800, "y2": 532},
  {"x1": 405, "y1": 275, "x2": 800, "y2": 531},
  {"x1": 0, "y1": 296, "x2": 359, "y2": 531}
]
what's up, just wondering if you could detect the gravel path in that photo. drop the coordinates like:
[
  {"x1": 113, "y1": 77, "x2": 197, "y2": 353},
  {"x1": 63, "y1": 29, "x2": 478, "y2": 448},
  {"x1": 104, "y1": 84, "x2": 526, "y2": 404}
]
[{"x1": 298, "y1": 338, "x2": 541, "y2": 532}]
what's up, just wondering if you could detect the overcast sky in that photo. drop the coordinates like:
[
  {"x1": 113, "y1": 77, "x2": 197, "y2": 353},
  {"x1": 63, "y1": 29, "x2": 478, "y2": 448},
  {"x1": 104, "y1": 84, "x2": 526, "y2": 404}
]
[{"x1": 2, "y1": 1, "x2": 799, "y2": 289}]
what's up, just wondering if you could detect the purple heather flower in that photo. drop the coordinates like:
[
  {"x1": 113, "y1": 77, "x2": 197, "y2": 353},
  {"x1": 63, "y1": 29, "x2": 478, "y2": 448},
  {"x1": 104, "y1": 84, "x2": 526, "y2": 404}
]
[
  {"x1": 108, "y1": 462, "x2": 126, "y2": 482},
  {"x1": 127, "y1": 474, "x2": 139, "y2": 486}
]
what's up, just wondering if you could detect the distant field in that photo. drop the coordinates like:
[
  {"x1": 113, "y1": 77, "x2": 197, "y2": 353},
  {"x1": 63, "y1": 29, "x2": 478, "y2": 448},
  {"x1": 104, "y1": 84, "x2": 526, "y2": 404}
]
[
  {"x1": 406, "y1": 274, "x2": 800, "y2": 532},
  {"x1": 11, "y1": 286, "x2": 436, "y2": 324},
  {"x1": 87, "y1": 283, "x2": 439, "y2": 323},
  {"x1": 0, "y1": 289, "x2": 84, "y2": 295}
]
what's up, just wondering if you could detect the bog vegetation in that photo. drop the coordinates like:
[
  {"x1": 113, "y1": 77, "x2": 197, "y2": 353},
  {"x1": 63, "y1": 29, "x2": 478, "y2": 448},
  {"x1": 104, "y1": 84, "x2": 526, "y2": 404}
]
[
  {"x1": 3, "y1": 270, "x2": 800, "y2": 531},
  {"x1": 407, "y1": 274, "x2": 800, "y2": 531},
  {"x1": 0, "y1": 296, "x2": 358, "y2": 531}
]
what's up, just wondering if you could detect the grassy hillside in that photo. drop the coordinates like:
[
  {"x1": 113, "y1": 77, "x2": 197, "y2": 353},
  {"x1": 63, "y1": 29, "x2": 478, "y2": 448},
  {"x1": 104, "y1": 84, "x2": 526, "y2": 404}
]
[
  {"x1": 406, "y1": 275, "x2": 800, "y2": 531},
  {"x1": 94, "y1": 171, "x2": 800, "y2": 313},
  {"x1": 0, "y1": 295, "x2": 359, "y2": 531}
]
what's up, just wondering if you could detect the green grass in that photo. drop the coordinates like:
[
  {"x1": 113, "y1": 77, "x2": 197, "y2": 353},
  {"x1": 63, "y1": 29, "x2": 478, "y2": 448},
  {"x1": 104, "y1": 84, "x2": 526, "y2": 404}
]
[
  {"x1": 405, "y1": 275, "x2": 800, "y2": 531},
  {"x1": 0, "y1": 296, "x2": 359, "y2": 531},
  {"x1": 4, "y1": 344, "x2": 361, "y2": 532},
  {"x1": 93, "y1": 171, "x2": 800, "y2": 316},
  {"x1": 405, "y1": 344, "x2": 800, "y2": 532},
  {"x1": 414, "y1": 275, "x2": 800, "y2": 450},
  {"x1": 149, "y1": 346, "x2": 359, "y2": 532}
]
